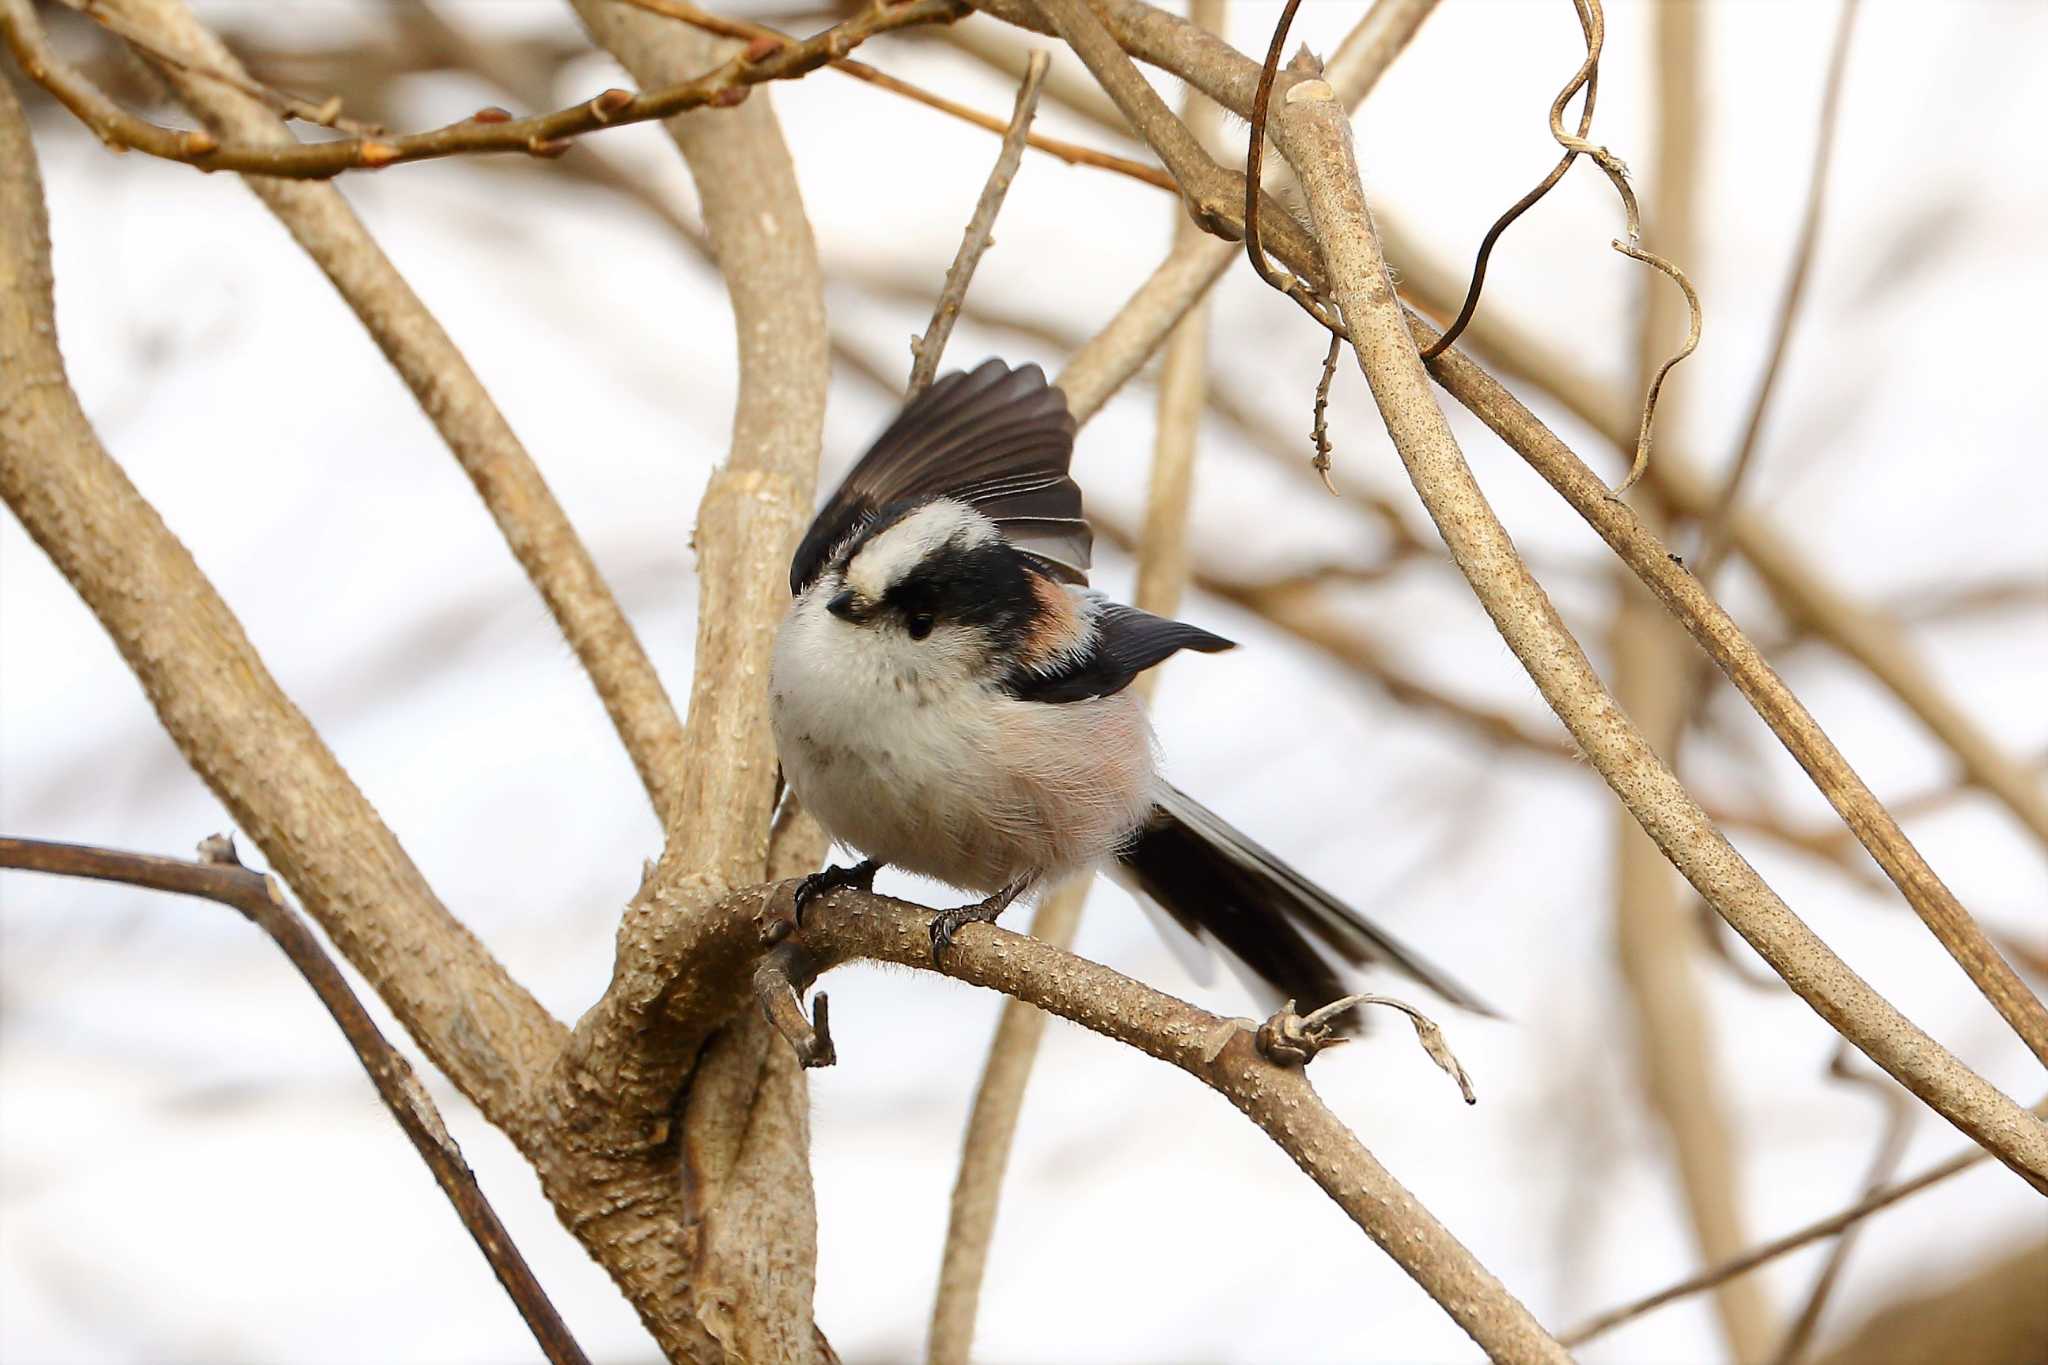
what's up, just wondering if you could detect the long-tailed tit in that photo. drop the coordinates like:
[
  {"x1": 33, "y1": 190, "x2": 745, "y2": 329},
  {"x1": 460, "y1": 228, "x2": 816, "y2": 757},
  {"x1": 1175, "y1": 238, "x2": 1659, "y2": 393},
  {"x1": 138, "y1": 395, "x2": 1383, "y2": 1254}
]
[{"x1": 770, "y1": 359, "x2": 1490, "y2": 1018}]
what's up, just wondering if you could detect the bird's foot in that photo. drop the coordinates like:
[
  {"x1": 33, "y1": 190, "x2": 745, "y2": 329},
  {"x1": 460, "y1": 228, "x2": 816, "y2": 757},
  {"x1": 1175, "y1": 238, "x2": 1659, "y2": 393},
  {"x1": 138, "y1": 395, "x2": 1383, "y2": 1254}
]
[
  {"x1": 929, "y1": 881, "x2": 1025, "y2": 966},
  {"x1": 792, "y1": 858, "x2": 881, "y2": 926}
]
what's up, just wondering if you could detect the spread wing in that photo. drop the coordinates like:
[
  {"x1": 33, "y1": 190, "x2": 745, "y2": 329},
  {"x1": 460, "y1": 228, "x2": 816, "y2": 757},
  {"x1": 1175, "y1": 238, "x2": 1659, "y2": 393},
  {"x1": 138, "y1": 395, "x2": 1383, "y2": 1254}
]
[
  {"x1": 1010, "y1": 600, "x2": 1234, "y2": 703},
  {"x1": 790, "y1": 360, "x2": 1089, "y2": 596}
]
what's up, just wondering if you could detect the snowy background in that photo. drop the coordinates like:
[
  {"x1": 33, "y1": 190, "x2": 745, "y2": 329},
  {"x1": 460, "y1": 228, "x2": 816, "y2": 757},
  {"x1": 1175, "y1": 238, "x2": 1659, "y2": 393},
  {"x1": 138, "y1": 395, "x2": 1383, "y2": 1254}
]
[{"x1": 3, "y1": 1, "x2": 2045, "y2": 1361}]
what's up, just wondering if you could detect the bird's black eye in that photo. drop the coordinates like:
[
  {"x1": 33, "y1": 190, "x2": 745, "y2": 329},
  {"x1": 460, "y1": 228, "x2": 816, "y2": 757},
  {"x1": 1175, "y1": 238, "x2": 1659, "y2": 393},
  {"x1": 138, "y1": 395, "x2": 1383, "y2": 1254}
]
[{"x1": 906, "y1": 612, "x2": 935, "y2": 641}]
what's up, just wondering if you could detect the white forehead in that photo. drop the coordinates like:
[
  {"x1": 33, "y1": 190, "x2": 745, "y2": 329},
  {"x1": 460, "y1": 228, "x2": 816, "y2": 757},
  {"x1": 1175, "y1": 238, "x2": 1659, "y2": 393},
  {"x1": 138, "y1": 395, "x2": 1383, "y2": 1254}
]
[{"x1": 844, "y1": 498, "x2": 995, "y2": 599}]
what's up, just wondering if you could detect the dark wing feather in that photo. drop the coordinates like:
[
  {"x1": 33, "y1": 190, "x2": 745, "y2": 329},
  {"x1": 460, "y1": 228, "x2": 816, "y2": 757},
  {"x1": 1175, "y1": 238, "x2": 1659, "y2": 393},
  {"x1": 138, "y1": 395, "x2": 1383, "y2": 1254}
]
[
  {"x1": 1010, "y1": 600, "x2": 1234, "y2": 703},
  {"x1": 790, "y1": 360, "x2": 1088, "y2": 594},
  {"x1": 1118, "y1": 785, "x2": 1499, "y2": 1025}
]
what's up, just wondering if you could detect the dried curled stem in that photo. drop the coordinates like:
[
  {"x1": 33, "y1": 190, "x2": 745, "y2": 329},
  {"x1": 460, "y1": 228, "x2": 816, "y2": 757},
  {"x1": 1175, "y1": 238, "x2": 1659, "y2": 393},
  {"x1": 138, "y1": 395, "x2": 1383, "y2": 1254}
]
[
  {"x1": 1411, "y1": 0, "x2": 1700, "y2": 494},
  {"x1": 1256, "y1": 994, "x2": 1477, "y2": 1104}
]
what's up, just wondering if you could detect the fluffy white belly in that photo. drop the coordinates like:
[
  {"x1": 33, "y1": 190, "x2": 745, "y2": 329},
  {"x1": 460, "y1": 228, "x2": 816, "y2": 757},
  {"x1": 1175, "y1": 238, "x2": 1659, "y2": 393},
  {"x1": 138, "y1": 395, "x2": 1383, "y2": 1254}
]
[{"x1": 770, "y1": 599, "x2": 1157, "y2": 892}]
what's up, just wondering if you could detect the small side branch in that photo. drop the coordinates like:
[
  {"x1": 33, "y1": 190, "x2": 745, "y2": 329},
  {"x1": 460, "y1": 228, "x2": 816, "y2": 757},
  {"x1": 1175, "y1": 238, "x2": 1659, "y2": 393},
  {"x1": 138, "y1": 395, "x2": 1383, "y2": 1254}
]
[
  {"x1": 0, "y1": 0, "x2": 969, "y2": 176},
  {"x1": 0, "y1": 837, "x2": 590, "y2": 1365},
  {"x1": 1693, "y1": 0, "x2": 1862, "y2": 583},
  {"x1": 907, "y1": 50, "x2": 1050, "y2": 396},
  {"x1": 1561, "y1": 1093, "x2": 2046, "y2": 1348}
]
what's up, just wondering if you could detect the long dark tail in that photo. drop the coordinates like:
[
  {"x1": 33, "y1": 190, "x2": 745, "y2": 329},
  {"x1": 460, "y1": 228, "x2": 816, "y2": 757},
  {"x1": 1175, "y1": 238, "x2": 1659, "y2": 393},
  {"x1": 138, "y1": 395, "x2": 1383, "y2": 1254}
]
[{"x1": 1113, "y1": 785, "x2": 1496, "y2": 1020}]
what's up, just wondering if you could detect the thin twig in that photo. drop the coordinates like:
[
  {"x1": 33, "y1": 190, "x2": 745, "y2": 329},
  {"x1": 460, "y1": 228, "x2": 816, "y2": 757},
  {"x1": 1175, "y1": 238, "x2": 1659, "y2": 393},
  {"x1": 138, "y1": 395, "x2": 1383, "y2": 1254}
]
[
  {"x1": 77, "y1": 0, "x2": 384, "y2": 133},
  {"x1": 1694, "y1": 0, "x2": 1861, "y2": 584},
  {"x1": 615, "y1": 0, "x2": 1173, "y2": 190},
  {"x1": 1559, "y1": 1096, "x2": 2048, "y2": 1348},
  {"x1": 926, "y1": 878, "x2": 1090, "y2": 1365},
  {"x1": 908, "y1": 51, "x2": 1049, "y2": 396},
  {"x1": 1769, "y1": 1047, "x2": 1916, "y2": 1365},
  {"x1": 1242, "y1": 3, "x2": 1346, "y2": 340},
  {"x1": 1311, "y1": 330, "x2": 1341, "y2": 494},
  {"x1": 0, "y1": 837, "x2": 591, "y2": 1365},
  {"x1": 1, "y1": 0, "x2": 970, "y2": 175}
]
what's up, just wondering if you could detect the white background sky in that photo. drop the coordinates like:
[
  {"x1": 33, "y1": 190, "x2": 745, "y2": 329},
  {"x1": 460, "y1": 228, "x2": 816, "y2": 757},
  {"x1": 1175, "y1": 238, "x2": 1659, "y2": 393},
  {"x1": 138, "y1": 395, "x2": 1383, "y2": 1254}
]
[{"x1": 3, "y1": 1, "x2": 2045, "y2": 1361}]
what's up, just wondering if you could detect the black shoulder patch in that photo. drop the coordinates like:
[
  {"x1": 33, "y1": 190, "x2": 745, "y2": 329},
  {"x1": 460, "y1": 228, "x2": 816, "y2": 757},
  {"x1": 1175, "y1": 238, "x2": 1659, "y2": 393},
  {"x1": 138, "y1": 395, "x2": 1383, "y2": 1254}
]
[{"x1": 1008, "y1": 601, "x2": 1234, "y2": 703}]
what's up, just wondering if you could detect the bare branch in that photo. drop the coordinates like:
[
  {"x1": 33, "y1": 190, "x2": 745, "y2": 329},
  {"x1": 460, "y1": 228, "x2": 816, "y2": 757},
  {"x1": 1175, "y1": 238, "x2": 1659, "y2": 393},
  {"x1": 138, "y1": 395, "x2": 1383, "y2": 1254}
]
[
  {"x1": 0, "y1": 836, "x2": 590, "y2": 1365},
  {"x1": 0, "y1": 0, "x2": 968, "y2": 176},
  {"x1": 1414, "y1": 321, "x2": 2048, "y2": 1073},
  {"x1": 0, "y1": 73, "x2": 563, "y2": 1139},
  {"x1": 908, "y1": 50, "x2": 1050, "y2": 396},
  {"x1": 545, "y1": 7, "x2": 832, "y2": 1357},
  {"x1": 1267, "y1": 65, "x2": 2048, "y2": 1187},
  {"x1": 1385, "y1": 227, "x2": 2048, "y2": 857},
  {"x1": 1694, "y1": 0, "x2": 1862, "y2": 583},
  {"x1": 98, "y1": 0, "x2": 691, "y2": 832},
  {"x1": 746, "y1": 882, "x2": 1571, "y2": 1363}
]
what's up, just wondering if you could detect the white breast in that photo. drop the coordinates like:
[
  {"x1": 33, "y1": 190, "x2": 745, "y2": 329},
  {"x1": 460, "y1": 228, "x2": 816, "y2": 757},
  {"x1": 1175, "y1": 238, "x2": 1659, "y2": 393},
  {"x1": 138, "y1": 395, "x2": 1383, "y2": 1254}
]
[{"x1": 769, "y1": 589, "x2": 1159, "y2": 893}]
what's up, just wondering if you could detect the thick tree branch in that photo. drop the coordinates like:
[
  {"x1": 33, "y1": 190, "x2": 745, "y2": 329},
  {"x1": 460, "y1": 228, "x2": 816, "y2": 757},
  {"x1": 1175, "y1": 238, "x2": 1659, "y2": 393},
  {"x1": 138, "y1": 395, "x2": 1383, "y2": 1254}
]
[
  {"x1": 97, "y1": 0, "x2": 691, "y2": 833},
  {"x1": 1386, "y1": 230, "x2": 2048, "y2": 858},
  {"x1": 748, "y1": 883, "x2": 1573, "y2": 1363},
  {"x1": 0, "y1": 74, "x2": 563, "y2": 1144},
  {"x1": 0, "y1": 837, "x2": 590, "y2": 1365},
  {"x1": 1266, "y1": 70, "x2": 2048, "y2": 1188},
  {"x1": 542, "y1": 7, "x2": 832, "y2": 1360}
]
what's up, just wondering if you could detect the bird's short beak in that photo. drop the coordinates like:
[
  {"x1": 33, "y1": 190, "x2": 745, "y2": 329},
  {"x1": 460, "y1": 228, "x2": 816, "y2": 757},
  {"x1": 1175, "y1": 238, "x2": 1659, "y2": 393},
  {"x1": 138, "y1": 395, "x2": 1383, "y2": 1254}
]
[{"x1": 827, "y1": 589, "x2": 859, "y2": 622}]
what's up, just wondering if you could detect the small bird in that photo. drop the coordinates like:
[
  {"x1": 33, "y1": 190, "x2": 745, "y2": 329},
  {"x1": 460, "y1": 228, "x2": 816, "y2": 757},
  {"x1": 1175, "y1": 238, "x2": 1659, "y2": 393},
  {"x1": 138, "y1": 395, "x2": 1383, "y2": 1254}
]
[{"x1": 770, "y1": 359, "x2": 1490, "y2": 1019}]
